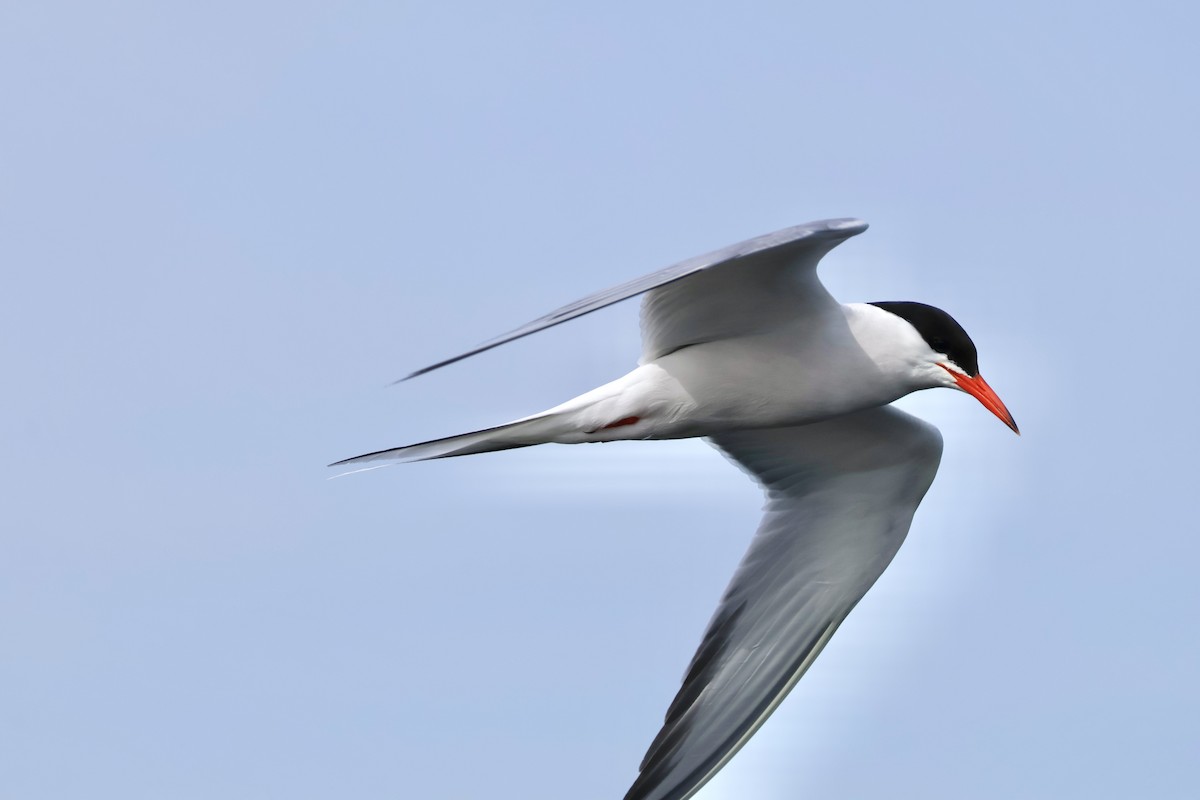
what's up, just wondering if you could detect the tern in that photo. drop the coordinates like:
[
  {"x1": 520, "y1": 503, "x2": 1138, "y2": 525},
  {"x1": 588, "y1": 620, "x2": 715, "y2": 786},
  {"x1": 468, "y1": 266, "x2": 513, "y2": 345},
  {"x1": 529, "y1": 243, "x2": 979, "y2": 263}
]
[{"x1": 333, "y1": 218, "x2": 1018, "y2": 800}]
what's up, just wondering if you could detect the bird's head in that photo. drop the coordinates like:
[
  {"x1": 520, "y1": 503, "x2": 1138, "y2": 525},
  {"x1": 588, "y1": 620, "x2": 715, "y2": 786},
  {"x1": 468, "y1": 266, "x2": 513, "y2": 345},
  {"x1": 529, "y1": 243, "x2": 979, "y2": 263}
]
[{"x1": 869, "y1": 301, "x2": 1019, "y2": 434}]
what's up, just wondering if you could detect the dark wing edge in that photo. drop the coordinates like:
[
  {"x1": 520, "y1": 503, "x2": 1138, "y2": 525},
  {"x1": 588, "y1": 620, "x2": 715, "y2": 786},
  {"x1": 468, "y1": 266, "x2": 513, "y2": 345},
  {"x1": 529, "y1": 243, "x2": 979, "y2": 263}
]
[
  {"x1": 398, "y1": 218, "x2": 867, "y2": 381},
  {"x1": 623, "y1": 407, "x2": 943, "y2": 800}
]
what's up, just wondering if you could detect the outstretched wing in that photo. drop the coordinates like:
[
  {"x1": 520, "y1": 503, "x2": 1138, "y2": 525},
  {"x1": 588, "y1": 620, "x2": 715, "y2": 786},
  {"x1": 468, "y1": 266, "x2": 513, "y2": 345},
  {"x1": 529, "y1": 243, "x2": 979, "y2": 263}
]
[
  {"x1": 401, "y1": 218, "x2": 867, "y2": 380},
  {"x1": 638, "y1": 219, "x2": 865, "y2": 361},
  {"x1": 624, "y1": 406, "x2": 943, "y2": 800}
]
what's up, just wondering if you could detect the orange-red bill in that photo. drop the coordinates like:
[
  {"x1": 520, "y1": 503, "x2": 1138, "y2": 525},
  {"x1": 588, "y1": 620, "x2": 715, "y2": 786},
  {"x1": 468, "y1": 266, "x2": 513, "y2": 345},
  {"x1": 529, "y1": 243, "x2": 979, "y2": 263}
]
[{"x1": 941, "y1": 366, "x2": 1020, "y2": 434}]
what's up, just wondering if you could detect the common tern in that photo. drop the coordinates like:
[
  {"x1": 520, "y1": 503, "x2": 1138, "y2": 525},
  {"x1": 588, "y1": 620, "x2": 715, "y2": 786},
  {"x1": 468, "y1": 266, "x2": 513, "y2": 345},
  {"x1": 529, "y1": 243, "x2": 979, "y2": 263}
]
[{"x1": 333, "y1": 218, "x2": 1017, "y2": 800}]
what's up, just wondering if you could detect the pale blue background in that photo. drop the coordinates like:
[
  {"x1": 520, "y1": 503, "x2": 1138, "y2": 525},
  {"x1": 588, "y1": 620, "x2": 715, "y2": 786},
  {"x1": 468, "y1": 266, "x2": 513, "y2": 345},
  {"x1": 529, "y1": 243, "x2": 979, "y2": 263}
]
[{"x1": 3, "y1": 2, "x2": 1198, "y2": 799}]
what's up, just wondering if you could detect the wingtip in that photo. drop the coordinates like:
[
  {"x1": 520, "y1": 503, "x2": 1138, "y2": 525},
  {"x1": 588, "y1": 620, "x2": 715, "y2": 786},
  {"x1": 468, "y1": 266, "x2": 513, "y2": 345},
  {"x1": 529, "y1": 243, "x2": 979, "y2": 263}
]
[
  {"x1": 387, "y1": 370, "x2": 422, "y2": 387},
  {"x1": 326, "y1": 461, "x2": 398, "y2": 478},
  {"x1": 826, "y1": 217, "x2": 869, "y2": 234},
  {"x1": 389, "y1": 352, "x2": 475, "y2": 385}
]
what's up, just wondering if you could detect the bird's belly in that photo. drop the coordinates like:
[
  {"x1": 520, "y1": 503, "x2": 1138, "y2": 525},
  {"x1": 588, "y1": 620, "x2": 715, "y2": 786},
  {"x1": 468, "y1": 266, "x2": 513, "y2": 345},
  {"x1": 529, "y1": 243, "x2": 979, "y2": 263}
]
[
  {"x1": 540, "y1": 332, "x2": 906, "y2": 444},
  {"x1": 648, "y1": 336, "x2": 903, "y2": 435}
]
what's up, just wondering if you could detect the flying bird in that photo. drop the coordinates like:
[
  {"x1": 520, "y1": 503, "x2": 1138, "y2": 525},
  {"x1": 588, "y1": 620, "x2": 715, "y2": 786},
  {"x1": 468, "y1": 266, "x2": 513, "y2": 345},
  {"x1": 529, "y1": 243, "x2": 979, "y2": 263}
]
[{"x1": 332, "y1": 218, "x2": 1018, "y2": 800}]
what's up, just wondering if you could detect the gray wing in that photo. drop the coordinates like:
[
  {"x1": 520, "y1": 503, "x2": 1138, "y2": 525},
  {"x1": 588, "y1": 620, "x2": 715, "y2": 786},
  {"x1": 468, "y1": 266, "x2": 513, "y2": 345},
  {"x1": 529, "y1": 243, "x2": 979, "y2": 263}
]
[
  {"x1": 401, "y1": 218, "x2": 867, "y2": 380},
  {"x1": 637, "y1": 219, "x2": 865, "y2": 361},
  {"x1": 624, "y1": 407, "x2": 943, "y2": 800}
]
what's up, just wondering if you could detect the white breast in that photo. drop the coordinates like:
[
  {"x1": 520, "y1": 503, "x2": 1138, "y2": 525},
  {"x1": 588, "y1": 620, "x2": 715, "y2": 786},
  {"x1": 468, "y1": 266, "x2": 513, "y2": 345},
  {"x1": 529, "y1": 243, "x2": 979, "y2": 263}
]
[{"x1": 635, "y1": 304, "x2": 914, "y2": 435}]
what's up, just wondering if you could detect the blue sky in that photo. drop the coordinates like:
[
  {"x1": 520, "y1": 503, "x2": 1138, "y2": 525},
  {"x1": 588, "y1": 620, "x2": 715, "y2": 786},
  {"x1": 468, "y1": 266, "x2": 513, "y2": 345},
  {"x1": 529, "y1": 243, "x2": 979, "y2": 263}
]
[{"x1": 3, "y1": 2, "x2": 1198, "y2": 798}]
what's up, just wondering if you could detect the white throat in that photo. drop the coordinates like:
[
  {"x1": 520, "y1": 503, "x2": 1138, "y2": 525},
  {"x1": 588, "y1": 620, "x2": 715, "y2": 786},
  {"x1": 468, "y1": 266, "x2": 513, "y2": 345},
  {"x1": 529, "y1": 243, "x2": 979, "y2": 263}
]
[{"x1": 842, "y1": 303, "x2": 949, "y2": 392}]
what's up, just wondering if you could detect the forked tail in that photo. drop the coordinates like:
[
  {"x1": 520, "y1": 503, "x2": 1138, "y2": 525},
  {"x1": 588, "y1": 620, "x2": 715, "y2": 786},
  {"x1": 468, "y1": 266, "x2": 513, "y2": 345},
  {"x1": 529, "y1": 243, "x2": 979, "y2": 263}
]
[{"x1": 329, "y1": 412, "x2": 567, "y2": 475}]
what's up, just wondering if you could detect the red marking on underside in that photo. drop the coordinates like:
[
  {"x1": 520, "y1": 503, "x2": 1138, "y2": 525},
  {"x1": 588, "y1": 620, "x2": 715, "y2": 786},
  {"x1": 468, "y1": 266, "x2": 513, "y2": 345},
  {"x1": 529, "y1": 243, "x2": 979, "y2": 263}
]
[{"x1": 602, "y1": 416, "x2": 640, "y2": 429}]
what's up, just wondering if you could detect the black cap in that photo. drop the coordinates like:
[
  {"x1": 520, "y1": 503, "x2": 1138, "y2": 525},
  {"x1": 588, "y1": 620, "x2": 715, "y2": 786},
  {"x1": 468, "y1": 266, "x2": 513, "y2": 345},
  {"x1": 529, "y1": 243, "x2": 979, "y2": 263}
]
[{"x1": 869, "y1": 301, "x2": 980, "y2": 376}]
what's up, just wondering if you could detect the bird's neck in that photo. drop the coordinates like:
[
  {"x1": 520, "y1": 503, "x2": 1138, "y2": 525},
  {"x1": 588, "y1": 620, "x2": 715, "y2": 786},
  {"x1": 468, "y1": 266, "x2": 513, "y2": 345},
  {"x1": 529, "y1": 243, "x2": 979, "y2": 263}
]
[{"x1": 842, "y1": 303, "x2": 940, "y2": 392}]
